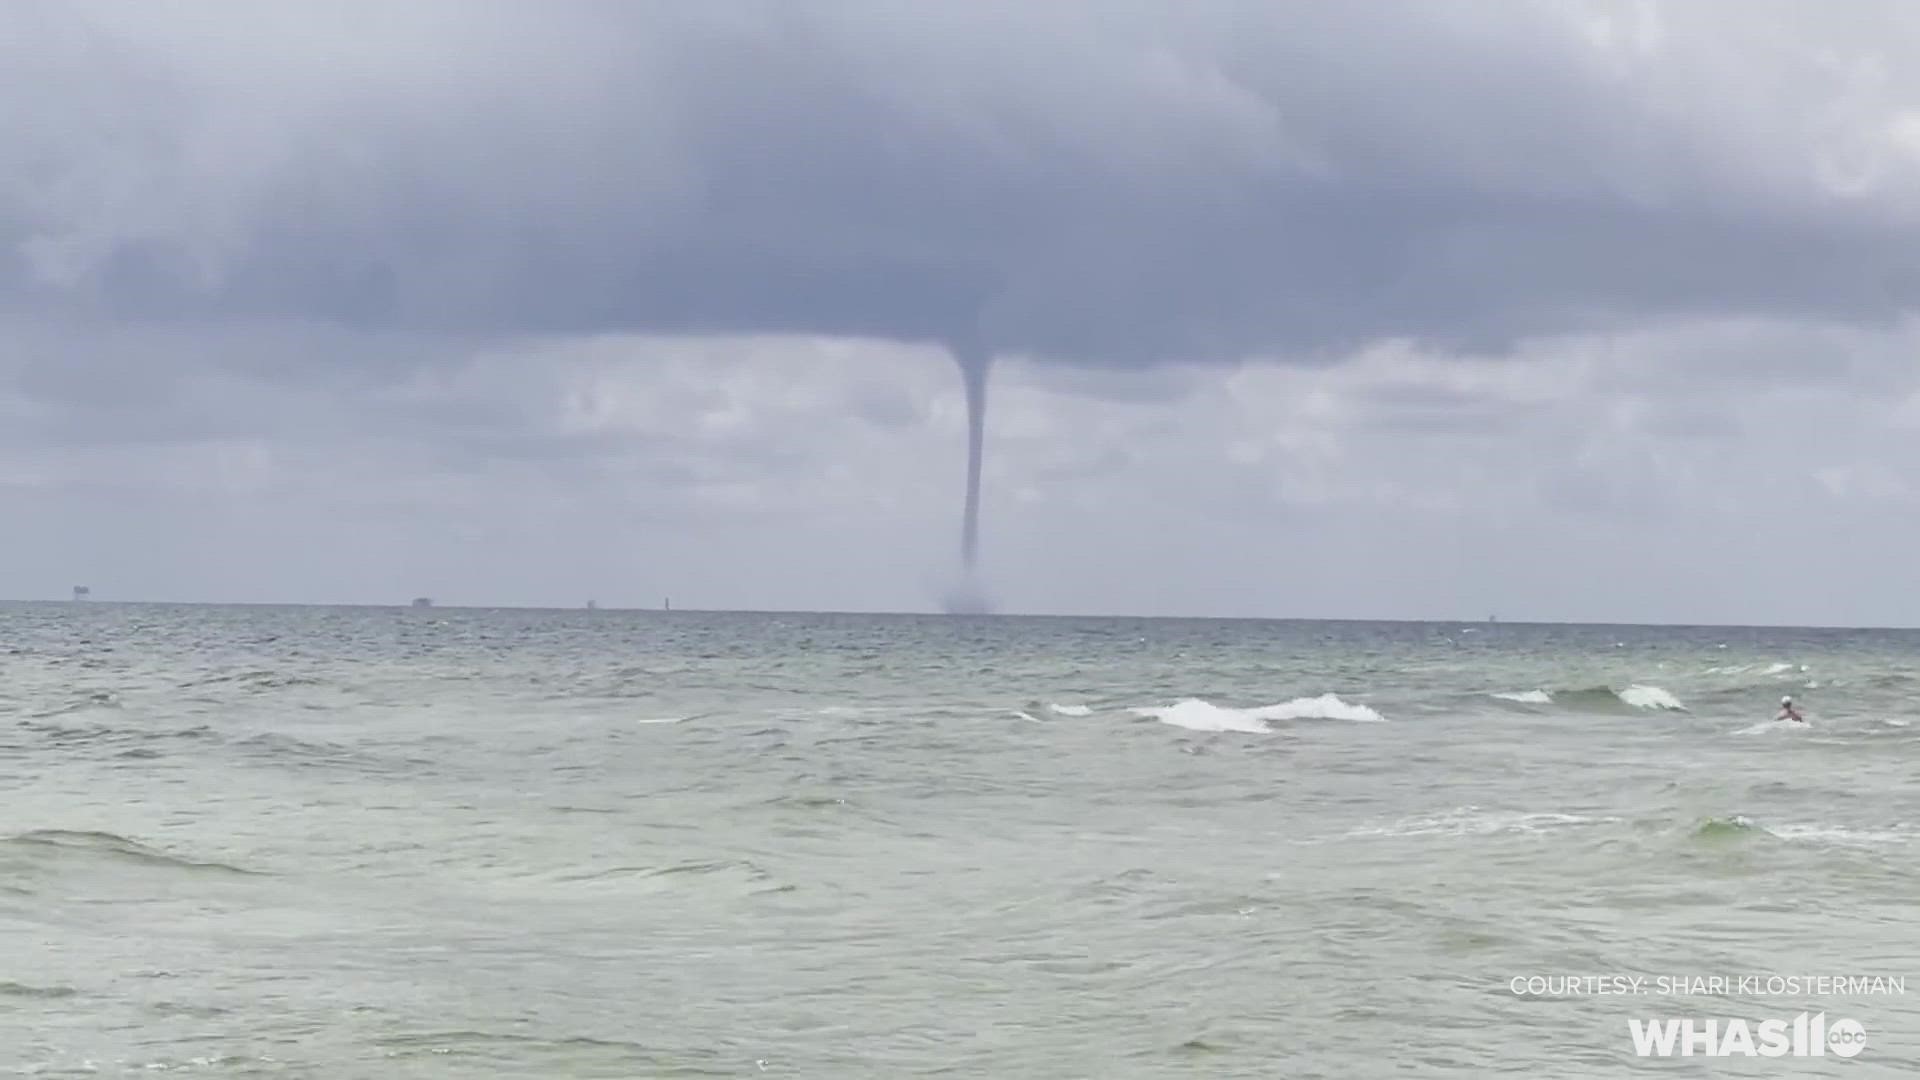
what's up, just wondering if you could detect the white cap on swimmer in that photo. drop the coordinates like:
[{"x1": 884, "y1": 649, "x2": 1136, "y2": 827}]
[{"x1": 1781, "y1": 696, "x2": 1793, "y2": 705}]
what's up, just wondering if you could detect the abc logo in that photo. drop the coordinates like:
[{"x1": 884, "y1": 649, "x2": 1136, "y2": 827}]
[{"x1": 1828, "y1": 1018, "x2": 1867, "y2": 1058}]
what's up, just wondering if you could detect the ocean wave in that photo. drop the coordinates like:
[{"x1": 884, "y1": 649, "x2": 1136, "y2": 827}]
[
  {"x1": 1618, "y1": 684, "x2": 1686, "y2": 710},
  {"x1": 1011, "y1": 701, "x2": 1094, "y2": 720},
  {"x1": 21, "y1": 714, "x2": 421, "y2": 776},
  {"x1": 1490, "y1": 684, "x2": 1686, "y2": 713},
  {"x1": 1347, "y1": 807, "x2": 1621, "y2": 840},
  {"x1": 1691, "y1": 815, "x2": 1760, "y2": 842},
  {"x1": 2, "y1": 830, "x2": 260, "y2": 875},
  {"x1": 1132, "y1": 694, "x2": 1384, "y2": 733},
  {"x1": 1733, "y1": 718, "x2": 1812, "y2": 736},
  {"x1": 1258, "y1": 693, "x2": 1385, "y2": 722},
  {"x1": 1133, "y1": 699, "x2": 1273, "y2": 733},
  {"x1": 1685, "y1": 816, "x2": 1910, "y2": 851},
  {"x1": 28, "y1": 691, "x2": 122, "y2": 719},
  {"x1": 1766, "y1": 824, "x2": 1914, "y2": 850},
  {"x1": 0, "y1": 981, "x2": 78, "y2": 999},
  {"x1": 20, "y1": 718, "x2": 218, "y2": 751},
  {"x1": 1702, "y1": 662, "x2": 1803, "y2": 677},
  {"x1": 181, "y1": 669, "x2": 329, "y2": 691},
  {"x1": 1491, "y1": 690, "x2": 1554, "y2": 705}
]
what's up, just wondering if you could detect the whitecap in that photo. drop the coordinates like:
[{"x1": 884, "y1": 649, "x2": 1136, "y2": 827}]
[
  {"x1": 1131, "y1": 693, "x2": 1384, "y2": 733},
  {"x1": 1767, "y1": 824, "x2": 1912, "y2": 849},
  {"x1": 637, "y1": 716, "x2": 690, "y2": 725},
  {"x1": 1246, "y1": 693, "x2": 1385, "y2": 723},
  {"x1": 1617, "y1": 684, "x2": 1685, "y2": 711},
  {"x1": 1047, "y1": 703, "x2": 1092, "y2": 717},
  {"x1": 1347, "y1": 807, "x2": 1620, "y2": 839},
  {"x1": 1131, "y1": 699, "x2": 1272, "y2": 733},
  {"x1": 1493, "y1": 690, "x2": 1554, "y2": 705},
  {"x1": 1733, "y1": 718, "x2": 1809, "y2": 735}
]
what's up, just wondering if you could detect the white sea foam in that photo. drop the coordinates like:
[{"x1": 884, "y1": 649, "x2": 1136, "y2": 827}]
[
  {"x1": 1133, "y1": 699, "x2": 1274, "y2": 733},
  {"x1": 1047, "y1": 703, "x2": 1092, "y2": 717},
  {"x1": 1246, "y1": 693, "x2": 1385, "y2": 723},
  {"x1": 1493, "y1": 690, "x2": 1554, "y2": 704},
  {"x1": 1733, "y1": 718, "x2": 1809, "y2": 735},
  {"x1": 1704, "y1": 661, "x2": 1802, "y2": 677},
  {"x1": 1618, "y1": 684, "x2": 1685, "y2": 710},
  {"x1": 1346, "y1": 807, "x2": 1620, "y2": 839},
  {"x1": 637, "y1": 716, "x2": 690, "y2": 725},
  {"x1": 1132, "y1": 693, "x2": 1384, "y2": 733},
  {"x1": 1767, "y1": 824, "x2": 1912, "y2": 849}
]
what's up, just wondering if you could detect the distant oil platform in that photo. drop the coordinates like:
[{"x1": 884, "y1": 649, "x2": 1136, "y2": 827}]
[
  {"x1": 71, "y1": 585, "x2": 90, "y2": 601},
  {"x1": 411, "y1": 597, "x2": 432, "y2": 608}
]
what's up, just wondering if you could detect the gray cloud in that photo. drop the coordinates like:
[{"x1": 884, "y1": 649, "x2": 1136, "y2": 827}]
[{"x1": 9, "y1": 1, "x2": 1920, "y2": 370}]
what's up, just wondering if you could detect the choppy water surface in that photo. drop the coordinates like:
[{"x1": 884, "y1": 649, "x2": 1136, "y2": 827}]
[{"x1": 4, "y1": 605, "x2": 1918, "y2": 1077}]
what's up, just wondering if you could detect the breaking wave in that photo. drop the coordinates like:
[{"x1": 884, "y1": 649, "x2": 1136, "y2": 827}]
[
  {"x1": 1492, "y1": 690, "x2": 1554, "y2": 705},
  {"x1": 1488, "y1": 685, "x2": 1686, "y2": 712},
  {"x1": 1687, "y1": 816, "x2": 1911, "y2": 850},
  {"x1": 1346, "y1": 807, "x2": 1622, "y2": 839},
  {"x1": 1617, "y1": 684, "x2": 1686, "y2": 710},
  {"x1": 1132, "y1": 694, "x2": 1384, "y2": 733},
  {"x1": 1691, "y1": 815, "x2": 1760, "y2": 841},
  {"x1": 1733, "y1": 718, "x2": 1812, "y2": 736},
  {"x1": 1133, "y1": 700, "x2": 1272, "y2": 733}
]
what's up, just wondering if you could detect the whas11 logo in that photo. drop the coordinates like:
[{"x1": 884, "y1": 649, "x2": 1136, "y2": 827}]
[{"x1": 1629, "y1": 1012, "x2": 1866, "y2": 1058}]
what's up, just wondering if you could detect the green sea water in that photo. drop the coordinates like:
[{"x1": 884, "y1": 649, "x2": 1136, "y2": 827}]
[{"x1": 4, "y1": 604, "x2": 1917, "y2": 1076}]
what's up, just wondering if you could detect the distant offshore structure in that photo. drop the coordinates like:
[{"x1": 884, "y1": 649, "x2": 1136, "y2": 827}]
[
  {"x1": 411, "y1": 597, "x2": 432, "y2": 608},
  {"x1": 71, "y1": 585, "x2": 90, "y2": 601}
]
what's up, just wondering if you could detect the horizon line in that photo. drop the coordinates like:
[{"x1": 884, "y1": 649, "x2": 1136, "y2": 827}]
[{"x1": 6, "y1": 597, "x2": 1919, "y2": 633}]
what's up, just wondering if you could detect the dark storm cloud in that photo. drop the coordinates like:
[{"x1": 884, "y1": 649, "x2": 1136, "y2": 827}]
[{"x1": 8, "y1": 1, "x2": 1920, "y2": 370}]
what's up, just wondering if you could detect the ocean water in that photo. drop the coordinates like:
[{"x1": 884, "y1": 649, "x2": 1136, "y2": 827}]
[{"x1": 4, "y1": 604, "x2": 1918, "y2": 1077}]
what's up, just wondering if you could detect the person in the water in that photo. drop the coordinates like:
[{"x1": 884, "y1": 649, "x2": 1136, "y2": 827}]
[{"x1": 1778, "y1": 695, "x2": 1804, "y2": 723}]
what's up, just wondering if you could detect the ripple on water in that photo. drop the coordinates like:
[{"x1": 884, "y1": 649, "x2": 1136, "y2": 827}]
[{"x1": 2, "y1": 830, "x2": 262, "y2": 876}]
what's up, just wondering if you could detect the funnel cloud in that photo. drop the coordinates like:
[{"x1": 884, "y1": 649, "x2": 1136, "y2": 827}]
[{"x1": 947, "y1": 341, "x2": 993, "y2": 613}]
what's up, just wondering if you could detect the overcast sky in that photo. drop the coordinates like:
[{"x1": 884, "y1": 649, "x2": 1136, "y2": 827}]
[{"x1": 7, "y1": 0, "x2": 1920, "y2": 623}]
